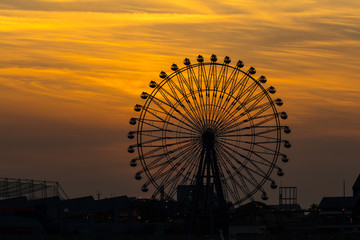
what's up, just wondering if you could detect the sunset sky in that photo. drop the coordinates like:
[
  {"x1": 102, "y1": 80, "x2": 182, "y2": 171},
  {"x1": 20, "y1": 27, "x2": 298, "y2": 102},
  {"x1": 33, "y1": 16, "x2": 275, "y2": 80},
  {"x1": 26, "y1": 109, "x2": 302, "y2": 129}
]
[{"x1": 0, "y1": 0, "x2": 359, "y2": 207}]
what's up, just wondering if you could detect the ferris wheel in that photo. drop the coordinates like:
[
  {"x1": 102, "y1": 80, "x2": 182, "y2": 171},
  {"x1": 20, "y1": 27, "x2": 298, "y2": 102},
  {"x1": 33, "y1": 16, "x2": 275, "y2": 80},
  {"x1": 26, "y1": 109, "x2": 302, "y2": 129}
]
[{"x1": 128, "y1": 54, "x2": 291, "y2": 206}]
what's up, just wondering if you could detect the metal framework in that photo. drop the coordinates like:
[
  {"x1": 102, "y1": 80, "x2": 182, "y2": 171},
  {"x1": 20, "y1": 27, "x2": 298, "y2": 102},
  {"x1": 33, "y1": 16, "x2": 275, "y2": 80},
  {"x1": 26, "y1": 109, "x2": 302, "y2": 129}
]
[
  {"x1": 279, "y1": 186, "x2": 297, "y2": 205},
  {"x1": 0, "y1": 177, "x2": 69, "y2": 200},
  {"x1": 128, "y1": 54, "x2": 291, "y2": 207}
]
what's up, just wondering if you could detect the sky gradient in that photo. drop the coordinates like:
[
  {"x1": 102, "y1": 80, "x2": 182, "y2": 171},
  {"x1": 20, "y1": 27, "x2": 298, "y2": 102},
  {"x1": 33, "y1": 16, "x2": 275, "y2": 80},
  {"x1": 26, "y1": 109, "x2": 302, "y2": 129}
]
[{"x1": 0, "y1": 0, "x2": 359, "y2": 207}]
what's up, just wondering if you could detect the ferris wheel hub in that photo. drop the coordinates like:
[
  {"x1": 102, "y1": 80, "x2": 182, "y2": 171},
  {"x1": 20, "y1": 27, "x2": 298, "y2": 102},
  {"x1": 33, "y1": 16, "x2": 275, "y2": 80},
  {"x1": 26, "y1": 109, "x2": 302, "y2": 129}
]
[{"x1": 202, "y1": 128, "x2": 216, "y2": 149}]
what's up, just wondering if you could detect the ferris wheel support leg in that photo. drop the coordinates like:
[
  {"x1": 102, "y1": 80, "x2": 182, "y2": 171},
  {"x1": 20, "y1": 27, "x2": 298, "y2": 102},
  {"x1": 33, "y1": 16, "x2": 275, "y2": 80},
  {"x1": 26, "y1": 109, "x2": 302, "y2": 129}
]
[
  {"x1": 211, "y1": 149, "x2": 229, "y2": 235},
  {"x1": 187, "y1": 149, "x2": 205, "y2": 239}
]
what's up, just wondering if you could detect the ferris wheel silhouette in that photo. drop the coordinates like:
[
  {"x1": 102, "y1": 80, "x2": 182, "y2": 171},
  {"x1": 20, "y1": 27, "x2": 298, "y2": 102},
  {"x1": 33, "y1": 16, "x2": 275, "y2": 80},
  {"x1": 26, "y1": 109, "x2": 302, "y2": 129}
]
[{"x1": 128, "y1": 54, "x2": 291, "y2": 207}]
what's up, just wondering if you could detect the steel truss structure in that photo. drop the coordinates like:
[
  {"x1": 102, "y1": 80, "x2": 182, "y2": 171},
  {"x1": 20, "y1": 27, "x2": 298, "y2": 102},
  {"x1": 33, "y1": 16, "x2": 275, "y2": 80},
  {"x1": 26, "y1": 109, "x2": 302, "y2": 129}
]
[
  {"x1": 0, "y1": 177, "x2": 69, "y2": 200},
  {"x1": 128, "y1": 54, "x2": 291, "y2": 207}
]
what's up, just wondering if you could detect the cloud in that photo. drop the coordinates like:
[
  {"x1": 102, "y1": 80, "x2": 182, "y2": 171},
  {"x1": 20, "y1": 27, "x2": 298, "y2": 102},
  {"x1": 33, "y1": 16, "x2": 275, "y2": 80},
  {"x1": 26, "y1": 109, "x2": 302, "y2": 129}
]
[
  {"x1": 1, "y1": 7, "x2": 359, "y2": 130},
  {"x1": 0, "y1": 0, "x2": 225, "y2": 14}
]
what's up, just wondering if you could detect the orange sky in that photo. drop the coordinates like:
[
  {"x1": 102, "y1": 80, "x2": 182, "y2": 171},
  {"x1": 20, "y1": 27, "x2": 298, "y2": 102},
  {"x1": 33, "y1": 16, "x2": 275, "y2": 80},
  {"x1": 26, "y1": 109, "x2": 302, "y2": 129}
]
[{"x1": 0, "y1": 0, "x2": 359, "y2": 206}]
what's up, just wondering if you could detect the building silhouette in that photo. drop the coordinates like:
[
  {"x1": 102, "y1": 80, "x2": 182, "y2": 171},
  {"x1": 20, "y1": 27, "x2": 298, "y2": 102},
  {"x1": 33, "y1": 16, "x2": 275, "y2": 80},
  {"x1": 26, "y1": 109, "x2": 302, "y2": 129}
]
[{"x1": 1, "y1": 176, "x2": 360, "y2": 239}]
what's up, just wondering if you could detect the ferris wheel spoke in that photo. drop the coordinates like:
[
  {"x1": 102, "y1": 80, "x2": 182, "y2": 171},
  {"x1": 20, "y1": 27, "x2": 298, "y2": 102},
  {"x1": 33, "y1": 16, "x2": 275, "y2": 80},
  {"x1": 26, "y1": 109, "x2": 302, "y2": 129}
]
[
  {"x1": 195, "y1": 90, "x2": 207, "y2": 125},
  {"x1": 249, "y1": 140, "x2": 280, "y2": 144},
  {"x1": 217, "y1": 157, "x2": 231, "y2": 201},
  {"x1": 139, "y1": 115, "x2": 196, "y2": 134},
  {"x1": 144, "y1": 141, "x2": 196, "y2": 176},
  {"x1": 216, "y1": 147, "x2": 253, "y2": 198},
  {"x1": 142, "y1": 140, "x2": 197, "y2": 172},
  {"x1": 148, "y1": 92, "x2": 198, "y2": 129},
  {"x1": 145, "y1": 105, "x2": 198, "y2": 134},
  {"x1": 215, "y1": 90, "x2": 269, "y2": 132},
  {"x1": 216, "y1": 135, "x2": 254, "y2": 147},
  {"x1": 220, "y1": 65, "x2": 239, "y2": 95},
  {"x1": 227, "y1": 70, "x2": 251, "y2": 99},
  {"x1": 167, "y1": 154, "x2": 200, "y2": 195},
  {"x1": 218, "y1": 144, "x2": 275, "y2": 186},
  {"x1": 221, "y1": 156, "x2": 263, "y2": 197},
  {"x1": 235, "y1": 80, "x2": 260, "y2": 104},
  {"x1": 232, "y1": 91, "x2": 268, "y2": 118},
  {"x1": 192, "y1": 65, "x2": 206, "y2": 118},
  {"x1": 185, "y1": 91, "x2": 207, "y2": 130},
  {"x1": 141, "y1": 138, "x2": 193, "y2": 150},
  {"x1": 213, "y1": 96, "x2": 261, "y2": 133},
  {"x1": 138, "y1": 119, "x2": 167, "y2": 131},
  {"x1": 212, "y1": 95, "x2": 233, "y2": 126},
  {"x1": 146, "y1": 96, "x2": 199, "y2": 133},
  {"x1": 184, "y1": 66, "x2": 197, "y2": 95},
  {"x1": 216, "y1": 142, "x2": 271, "y2": 186},
  {"x1": 220, "y1": 173, "x2": 241, "y2": 204},
  {"x1": 197, "y1": 62, "x2": 205, "y2": 86},
  {"x1": 158, "y1": 85, "x2": 206, "y2": 131},
  {"x1": 175, "y1": 72, "x2": 202, "y2": 113},
  {"x1": 136, "y1": 146, "x2": 167, "y2": 160},
  {"x1": 221, "y1": 130, "x2": 278, "y2": 138},
  {"x1": 207, "y1": 63, "x2": 220, "y2": 122},
  {"x1": 175, "y1": 71, "x2": 208, "y2": 128},
  {"x1": 139, "y1": 129, "x2": 195, "y2": 136},
  {"x1": 158, "y1": 80, "x2": 200, "y2": 127},
  {"x1": 225, "y1": 81, "x2": 258, "y2": 113},
  {"x1": 217, "y1": 138, "x2": 277, "y2": 169},
  {"x1": 225, "y1": 124, "x2": 279, "y2": 135},
  {"x1": 230, "y1": 112, "x2": 280, "y2": 132},
  {"x1": 215, "y1": 63, "x2": 226, "y2": 90},
  {"x1": 216, "y1": 155, "x2": 243, "y2": 202},
  {"x1": 220, "y1": 112, "x2": 278, "y2": 133},
  {"x1": 140, "y1": 138, "x2": 194, "y2": 159},
  {"x1": 220, "y1": 134, "x2": 280, "y2": 145},
  {"x1": 211, "y1": 75, "x2": 230, "y2": 123},
  {"x1": 139, "y1": 135, "x2": 197, "y2": 148},
  {"x1": 138, "y1": 136, "x2": 165, "y2": 146},
  {"x1": 135, "y1": 129, "x2": 166, "y2": 138},
  {"x1": 167, "y1": 150, "x2": 201, "y2": 197},
  {"x1": 187, "y1": 64, "x2": 201, "y2": 92},
  {"x1": 217, "y1": 145, "x2": 257, "y2": 187},
  {"x1": 249, "y1": 142, "x2": 282, "y2": 157},
  {"x1": 210, "y1": 63, "x2": 227, "y2": 97},
  {"x1": 210, "y1": 90, "x2": 229, "y2": 126},
  {"x1": 195, "y1": 64, "x2": 207, "y2": 112},
  {"x1": 216, "y1": 71, "x2": 252, "y2": 127},
  {"x1": 210, "y1": 64, "x2": 238, "y2": 124},
  {"x1": 214, "y1": 133, "x2": 275, "y2": 167},
  {"x1": 149, "y1": 143, "x2": 202, "y2": 197},
  {"x1": 146, "y1": 138, "x2": 199, "y2": 171},
  {"x1": 232, "y1": 82, "x2": 263, "y2": 107},
  {"x1": 136, "y1": 130, "x2": 195, "y2": 144},
  {"x1": 157, "y1": 145, "x2": 203, "y2": 198},
  {"x1": 249, "y1": 114, "x2": 280, "y2": 129},
  {"x1": 157, "y1": 89, "x2": 198, "y2": 127},
  {"x1": 223, "y1": 126, "x2": 279, "y2": 137},
  {"x1": 208, "y1": 63, "x2": 218, "y2": 90},
  {"x1": 199, "y1": 63, "x2": 213, "y2": 124},
  {"x1": 254, "y1": 127, "x2": 279, "y2": 135}
]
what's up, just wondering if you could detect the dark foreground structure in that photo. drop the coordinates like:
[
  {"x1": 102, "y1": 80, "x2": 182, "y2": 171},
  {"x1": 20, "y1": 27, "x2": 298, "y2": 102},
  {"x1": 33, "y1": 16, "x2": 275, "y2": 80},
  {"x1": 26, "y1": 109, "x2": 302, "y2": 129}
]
[
  {"x1": 1, "y1": 195, "x2": 360, "y2": 240},
  {"x1": 1, "y1": 175, "x2": 360, "y2": 240}
]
